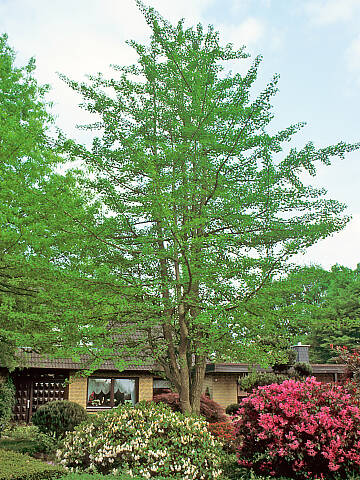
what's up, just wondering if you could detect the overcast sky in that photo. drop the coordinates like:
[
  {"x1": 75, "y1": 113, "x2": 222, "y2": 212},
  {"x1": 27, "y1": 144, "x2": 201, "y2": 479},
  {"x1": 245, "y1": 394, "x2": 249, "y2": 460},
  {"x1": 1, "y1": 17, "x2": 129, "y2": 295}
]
[{"x1": 1, "y1": 0, "x2": 359, "y2": 270}]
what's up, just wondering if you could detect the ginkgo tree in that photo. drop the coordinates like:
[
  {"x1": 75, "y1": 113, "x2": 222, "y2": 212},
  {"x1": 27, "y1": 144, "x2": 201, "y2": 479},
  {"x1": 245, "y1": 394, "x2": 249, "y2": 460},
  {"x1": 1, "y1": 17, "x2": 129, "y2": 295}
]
[{"x1": 54, "y1": 2, "x2": 360, "y2": 413}]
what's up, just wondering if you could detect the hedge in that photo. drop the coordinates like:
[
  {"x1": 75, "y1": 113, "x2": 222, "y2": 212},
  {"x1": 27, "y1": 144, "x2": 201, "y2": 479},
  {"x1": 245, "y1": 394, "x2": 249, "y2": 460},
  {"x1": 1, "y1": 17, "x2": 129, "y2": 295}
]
[{"x1": 0, "y1": 448, "x2": 64, "y2": 480}]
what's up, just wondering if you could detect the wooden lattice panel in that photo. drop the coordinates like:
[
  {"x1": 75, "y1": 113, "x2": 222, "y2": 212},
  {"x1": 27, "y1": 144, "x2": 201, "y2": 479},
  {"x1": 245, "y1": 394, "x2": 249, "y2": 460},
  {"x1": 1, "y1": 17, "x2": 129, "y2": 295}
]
[{"x1": 13, "y1": 370, "x2": 68, "y2": 422}]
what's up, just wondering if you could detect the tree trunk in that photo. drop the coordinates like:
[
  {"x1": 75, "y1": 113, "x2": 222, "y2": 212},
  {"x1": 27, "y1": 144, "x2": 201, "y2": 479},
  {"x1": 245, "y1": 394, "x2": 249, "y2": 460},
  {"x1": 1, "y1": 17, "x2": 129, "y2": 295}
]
[{"x1": 190, "y1": 355, "x2": 207, "y2": 414}]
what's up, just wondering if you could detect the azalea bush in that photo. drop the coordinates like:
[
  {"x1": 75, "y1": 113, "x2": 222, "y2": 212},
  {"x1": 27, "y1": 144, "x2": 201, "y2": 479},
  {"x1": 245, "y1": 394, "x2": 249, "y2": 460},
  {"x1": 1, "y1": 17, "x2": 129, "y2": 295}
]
[
  {"x1": 57, "y1": 401, "x2": 224, "y2": 479},
  {"x1": 234, "y1": 377, "x2": 360, "y2": 479},
  {"x1": 207, "y1": 422, "x2": 237, "y2": 453},
  {"x1": 152, "y1": 392, "x2": 228, "y2": 423}
]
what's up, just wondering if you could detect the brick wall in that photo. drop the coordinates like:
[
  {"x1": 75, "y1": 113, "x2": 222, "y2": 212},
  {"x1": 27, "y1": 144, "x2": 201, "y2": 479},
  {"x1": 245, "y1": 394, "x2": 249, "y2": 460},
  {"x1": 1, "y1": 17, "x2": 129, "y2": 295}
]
[
  {"x1": 138, "y1": 374, "x2": 153, "y2": 401},
  {"x1": 68, "y1": 374, "x2": 87, "y2": 408},
  {"x1": 210, "y1": 374, "x2": 238, "y2": 409}
]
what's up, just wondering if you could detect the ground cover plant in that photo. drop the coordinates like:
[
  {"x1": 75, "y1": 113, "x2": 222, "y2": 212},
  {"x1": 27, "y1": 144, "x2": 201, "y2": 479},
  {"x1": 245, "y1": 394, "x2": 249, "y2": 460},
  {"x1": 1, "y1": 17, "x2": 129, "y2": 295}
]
[
  {"x1": 234, "y1": 377, "x2": 360, "y2": 479},
  {"x1": 57, "y1": 401, "x2": 224, "y2": 479},
  {"x1": 0, "y1": 448, "x2": 64, "y2": 480}
]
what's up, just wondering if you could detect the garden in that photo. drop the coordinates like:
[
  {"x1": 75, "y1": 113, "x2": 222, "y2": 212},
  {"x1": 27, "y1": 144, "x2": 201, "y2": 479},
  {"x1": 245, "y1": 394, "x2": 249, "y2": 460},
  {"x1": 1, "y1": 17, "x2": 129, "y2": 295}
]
[{"x1": 2, "y1": 354, "x2": 360, "y2": 480}]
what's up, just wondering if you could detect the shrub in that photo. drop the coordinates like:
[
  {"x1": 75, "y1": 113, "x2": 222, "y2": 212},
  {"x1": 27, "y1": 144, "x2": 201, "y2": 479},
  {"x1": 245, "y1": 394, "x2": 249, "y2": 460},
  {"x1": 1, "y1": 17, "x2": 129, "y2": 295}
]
[
  {"x1": 0, "y1": 448, "x2": 64, "y2": 480},
  {"x1": 234, "y1": 377, "x2": 360, "y2": 479},
  {"x1": 0, "y1": 377, "x2": 15, "y2": 435},
  {"x1": 32, "y1": 401, "x2": 87, "y2": 439},
  {"x1": 225, "y1": 403, "x2": 241, "y2": 416},
  {"x1": 57, "y1": 401, "x2": 224, "y2": 479},
  {"x1": 293, "y1": 362, "x2": 313, "y2": 377},
  {"x1": 152, "y1": 392, "x2": 228, "y2": 423},
  {"x1": 207, "y1": 422, "x2": 237, "y2": 453},
  {"x1": 239, "y1": 372, "x2": 289, "y2": 393},
  {"x1": 0, "y1": 436, "x2": 57, "y2": 457},
  {"x1": 332, "y1": 345, "x2": 360, "y2": 383}
]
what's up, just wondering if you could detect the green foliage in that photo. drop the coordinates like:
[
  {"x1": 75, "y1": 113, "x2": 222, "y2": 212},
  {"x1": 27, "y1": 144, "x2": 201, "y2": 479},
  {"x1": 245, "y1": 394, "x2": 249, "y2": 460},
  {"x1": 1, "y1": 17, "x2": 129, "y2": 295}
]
[
  {"x1": 54, "y1": 0, "x2": 360, "y2": 413},
  {"x1": 239, "y1": 372, "x2": 289, "y2": 393},
  {"x1": 1, "y1": 424, "x2": 58, "y2": 455},
  {"x1": 32, "y1": 401, "x2": 87, "y2": 439},
  {"x1": 0, "y1": 448, "x2": 64, "y2": 480},
  {"x1": 0, "y1": 34, "x2": 101, "y2": 367},
  {"x1": 3, "y1": 424, "x2": 40, "y2": 441},
  {"x1": 0, "y1": 377, "x2": 15, "y2": 434},
  {"x1": 309, "y1": 265, "x2": 360, "y2": 363},
  {"x1": 293, "y1": 361, "x2": 313, "y2": 377},
  {"x1": 57, "y1": 401, "x2": 224, "y2": 479}
]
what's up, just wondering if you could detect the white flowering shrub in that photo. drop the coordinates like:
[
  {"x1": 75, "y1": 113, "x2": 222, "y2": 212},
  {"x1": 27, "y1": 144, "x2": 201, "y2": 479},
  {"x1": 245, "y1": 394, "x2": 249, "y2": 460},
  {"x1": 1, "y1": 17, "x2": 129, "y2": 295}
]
[{"x1": 56, "y1": 401, "x2": 224, "y2": 479}]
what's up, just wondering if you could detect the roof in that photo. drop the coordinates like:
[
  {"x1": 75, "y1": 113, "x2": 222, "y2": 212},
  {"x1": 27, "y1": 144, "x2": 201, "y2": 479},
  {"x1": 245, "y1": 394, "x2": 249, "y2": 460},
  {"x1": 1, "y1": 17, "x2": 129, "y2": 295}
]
[
  {"x1": 205, "y1": 362, "x2": 346, "y2": 374},
  {"x1": 13, "y1": 350, "x2": 346, "y2": 375},
  {"x1": 15, "y1": 350, "x2": 156, "y2": 372}
]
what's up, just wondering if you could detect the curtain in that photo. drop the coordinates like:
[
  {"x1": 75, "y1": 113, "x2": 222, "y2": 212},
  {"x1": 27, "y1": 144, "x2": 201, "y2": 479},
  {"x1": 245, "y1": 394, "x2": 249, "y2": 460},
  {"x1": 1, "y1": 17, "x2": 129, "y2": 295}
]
[
  {"x1": 88, "y1": 378, "x2": 111, "y2": 396},
  {"x1": 114, "y1": 379, "x2": 136, "y2": 404}
]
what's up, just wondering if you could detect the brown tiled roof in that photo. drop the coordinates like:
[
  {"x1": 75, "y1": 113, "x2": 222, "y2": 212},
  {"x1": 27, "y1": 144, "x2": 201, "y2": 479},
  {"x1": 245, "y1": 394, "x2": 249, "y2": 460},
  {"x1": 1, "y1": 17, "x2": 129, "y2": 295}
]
[
  {"x1": 205, "y1": 362, "x2": 346, "y2": 374},
  {"x1": 15, "y1": 350, "x2": 156, "y2": 372}
]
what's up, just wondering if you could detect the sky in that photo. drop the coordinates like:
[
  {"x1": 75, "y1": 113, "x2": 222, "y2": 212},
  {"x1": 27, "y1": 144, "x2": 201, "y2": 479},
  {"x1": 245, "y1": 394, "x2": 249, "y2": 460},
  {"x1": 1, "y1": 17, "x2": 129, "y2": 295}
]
[{"x1": 1, "y1": 0, "x2": 359, "y2": 270}]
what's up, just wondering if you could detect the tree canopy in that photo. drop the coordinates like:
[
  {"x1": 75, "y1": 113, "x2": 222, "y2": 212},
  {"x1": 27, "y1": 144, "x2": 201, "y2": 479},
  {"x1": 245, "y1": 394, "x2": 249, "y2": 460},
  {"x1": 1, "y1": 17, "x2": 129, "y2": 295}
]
[
  {"x1": 0, "y1": 34, "x2": 97, "y2": 368},
  {"x1": 308, "y1": 264, "x2": 360, "y2": 362},
  {"x1": 50, "y1": 1, "x2": 360, "y2": 413}
]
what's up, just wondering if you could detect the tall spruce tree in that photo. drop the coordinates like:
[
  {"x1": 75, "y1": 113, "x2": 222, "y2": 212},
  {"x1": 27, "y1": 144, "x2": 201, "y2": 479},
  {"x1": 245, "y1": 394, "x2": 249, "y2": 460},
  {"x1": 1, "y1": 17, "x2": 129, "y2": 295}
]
[{"x1": 59, "y1": 2, "x2": 360, "y2": 413}]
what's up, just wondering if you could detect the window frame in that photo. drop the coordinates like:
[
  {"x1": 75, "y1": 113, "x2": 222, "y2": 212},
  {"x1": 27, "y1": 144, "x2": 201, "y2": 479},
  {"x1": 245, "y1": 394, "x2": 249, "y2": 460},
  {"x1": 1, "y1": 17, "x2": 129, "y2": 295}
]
[{"x1": 86, "y1": 376, "x2": 139, "y2": 410}]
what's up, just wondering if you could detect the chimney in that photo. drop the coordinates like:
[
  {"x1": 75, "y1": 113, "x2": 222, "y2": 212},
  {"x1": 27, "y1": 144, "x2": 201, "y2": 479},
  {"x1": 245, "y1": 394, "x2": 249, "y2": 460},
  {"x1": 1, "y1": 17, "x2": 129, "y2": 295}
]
[{"x1": 291, "y1": 342, "x2": 310, "y2": 363}]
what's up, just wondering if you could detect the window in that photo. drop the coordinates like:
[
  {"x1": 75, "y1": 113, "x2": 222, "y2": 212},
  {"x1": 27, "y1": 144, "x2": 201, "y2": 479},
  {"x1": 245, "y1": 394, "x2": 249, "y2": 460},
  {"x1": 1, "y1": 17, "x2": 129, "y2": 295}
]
[{"x1": 87, "y1": 377, "x2": 137, "y2": 408}]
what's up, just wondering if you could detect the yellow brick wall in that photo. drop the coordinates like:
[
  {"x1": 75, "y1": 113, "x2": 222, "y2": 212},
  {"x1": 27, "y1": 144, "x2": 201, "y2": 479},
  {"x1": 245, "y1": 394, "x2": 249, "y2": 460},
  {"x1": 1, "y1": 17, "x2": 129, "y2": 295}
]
[
  {"x1": 67, "y1": 371, "x2": 153, "y2": 409},
  {"x1": 210, "y1": 374, "x2": 238, "y2": 409},
  {"x1": 68, "y1": 374, "x2": 87, "y2": 408},
  {"x1": 138, "y1": 375, "x2": 153, "y2": 401}
]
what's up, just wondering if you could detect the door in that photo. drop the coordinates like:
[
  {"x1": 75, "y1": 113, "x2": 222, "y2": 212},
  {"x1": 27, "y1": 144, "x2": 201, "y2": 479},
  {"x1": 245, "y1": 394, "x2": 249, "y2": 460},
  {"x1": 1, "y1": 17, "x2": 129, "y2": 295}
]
[
  {"x1": 13, "y1": 371, "x2": 68, "y2": 423},
  {"x1": 13, "y1": 377, "x2": 32, "y2": 423}
]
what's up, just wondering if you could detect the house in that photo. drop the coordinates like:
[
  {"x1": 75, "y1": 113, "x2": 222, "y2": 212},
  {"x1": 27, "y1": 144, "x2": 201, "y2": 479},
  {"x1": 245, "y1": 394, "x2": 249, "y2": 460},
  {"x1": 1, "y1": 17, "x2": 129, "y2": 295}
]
[{"x1": 0, "y1": 344, "x2": 346, "y2": 423}]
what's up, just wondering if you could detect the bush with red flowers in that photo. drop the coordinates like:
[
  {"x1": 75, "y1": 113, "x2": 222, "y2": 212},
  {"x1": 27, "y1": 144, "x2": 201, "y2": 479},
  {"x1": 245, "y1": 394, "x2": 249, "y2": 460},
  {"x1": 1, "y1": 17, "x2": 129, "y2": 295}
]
[
  {"x1": 152, "y1": 392, "x2": 228, "y2": 423},
  {"x1": 233, "y1": 377, "x2": 360, "y2": 479},
  {"x1": 207, "y1": 421, "x2": 237, "y2": 453}
]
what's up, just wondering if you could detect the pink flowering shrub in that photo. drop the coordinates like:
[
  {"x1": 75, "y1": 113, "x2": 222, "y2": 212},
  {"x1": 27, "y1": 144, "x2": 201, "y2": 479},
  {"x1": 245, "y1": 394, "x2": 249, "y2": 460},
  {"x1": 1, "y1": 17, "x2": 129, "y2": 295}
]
[{"x1": 233, "y1": 377, "x2": 360, "y2": 479}]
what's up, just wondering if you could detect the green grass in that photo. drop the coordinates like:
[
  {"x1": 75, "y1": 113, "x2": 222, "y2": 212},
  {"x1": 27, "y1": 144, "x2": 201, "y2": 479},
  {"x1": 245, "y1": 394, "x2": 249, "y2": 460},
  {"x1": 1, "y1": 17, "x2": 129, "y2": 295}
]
[
  {"x1": 0, "y1": 448, "x2": 64, "y2": 480},
  {"x1": 0, "y1": 438, "x2": 39, "y2": 455}
]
